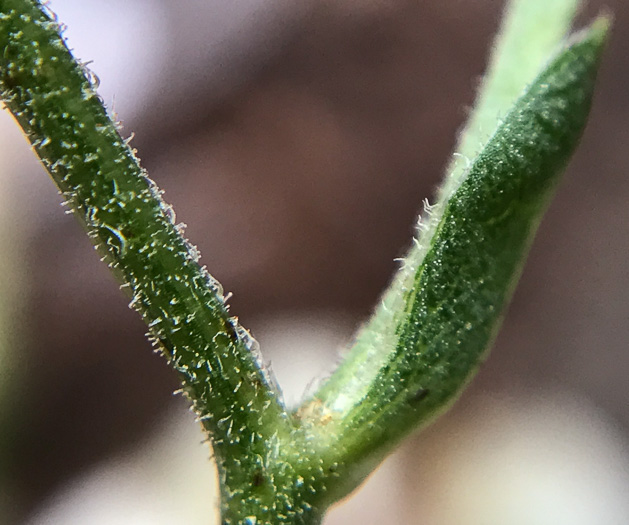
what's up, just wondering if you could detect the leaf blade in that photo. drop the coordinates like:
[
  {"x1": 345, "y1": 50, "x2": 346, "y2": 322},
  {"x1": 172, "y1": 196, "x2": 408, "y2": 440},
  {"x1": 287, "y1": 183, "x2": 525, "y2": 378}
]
[
  {"x1": 308, "y1": 17, "x2": 610, "y2": 504},
  {"x1": 308, "y1": 0, "x2": 586, "y2": 421}
]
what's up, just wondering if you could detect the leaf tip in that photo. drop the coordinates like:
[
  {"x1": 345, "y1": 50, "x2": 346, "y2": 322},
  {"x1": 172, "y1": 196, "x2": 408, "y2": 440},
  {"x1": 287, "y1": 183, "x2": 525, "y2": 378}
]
[{"x1": 576, "y1": 12, "x2": 612, "y2": 50}]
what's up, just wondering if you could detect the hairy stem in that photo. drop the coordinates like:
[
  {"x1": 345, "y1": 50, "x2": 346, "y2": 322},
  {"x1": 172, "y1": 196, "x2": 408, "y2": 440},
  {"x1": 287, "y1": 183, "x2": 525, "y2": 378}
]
[
  {"x1": 0, "y1": 0, "x2": 610, "y2": 522},
  {"x1": 0, "y1": 1, "x2": 306, "y2": 521}
]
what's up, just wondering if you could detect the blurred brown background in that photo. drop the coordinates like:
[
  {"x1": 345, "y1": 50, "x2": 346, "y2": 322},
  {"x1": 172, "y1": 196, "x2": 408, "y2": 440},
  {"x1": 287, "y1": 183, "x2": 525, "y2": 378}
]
[{"x1": 0, "y1": 0, "x2": 628, "y2": 523}]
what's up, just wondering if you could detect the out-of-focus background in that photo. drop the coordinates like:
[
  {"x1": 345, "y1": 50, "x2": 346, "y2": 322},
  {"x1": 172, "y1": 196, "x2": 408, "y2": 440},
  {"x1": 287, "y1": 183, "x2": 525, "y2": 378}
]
[{"x1": 0, "y1": 1, "x2": 628, "y2": 523}]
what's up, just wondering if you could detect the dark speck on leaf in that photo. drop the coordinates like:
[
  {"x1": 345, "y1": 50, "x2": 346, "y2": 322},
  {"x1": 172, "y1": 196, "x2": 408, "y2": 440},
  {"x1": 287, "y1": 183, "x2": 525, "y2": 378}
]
[
  {"x1": 253, "y1": 471, "x2": 264, "y2": 487},
  {"x1": 410, "y1": 388, "x2": 429, "y2": 403}
]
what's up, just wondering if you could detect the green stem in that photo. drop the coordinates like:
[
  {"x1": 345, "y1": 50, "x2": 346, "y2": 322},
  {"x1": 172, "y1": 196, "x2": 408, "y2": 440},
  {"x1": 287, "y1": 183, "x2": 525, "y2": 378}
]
[
  {"x1": 0, "y1": 0, "x2": 610, "y2": 522},
  {"x1": 0, "y1": 1, "x2": 304, "y2": 522}
]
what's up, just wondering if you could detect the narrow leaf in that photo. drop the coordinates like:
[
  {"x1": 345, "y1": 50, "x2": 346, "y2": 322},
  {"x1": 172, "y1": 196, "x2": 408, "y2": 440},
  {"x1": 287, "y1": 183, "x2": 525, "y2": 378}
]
[
  {"x1": 308, "y1": 0, "x2": 586, "y2": 423},
  {"x1": 306, "y1": 18, "x2": 609, "y2": 504},
  {"x1": 444, "y1": 0, "x2": 582, "y2": 198}
]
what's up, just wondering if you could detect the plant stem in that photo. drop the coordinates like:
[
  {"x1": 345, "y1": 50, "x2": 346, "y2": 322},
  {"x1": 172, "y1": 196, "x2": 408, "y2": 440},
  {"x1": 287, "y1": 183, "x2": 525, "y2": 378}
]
[
  {"x1": 0, "y1": 1, "x2": 305, "y2": 521},
  {"x1": 0, "y1": 0, "x2": 610, "y2": 522}
]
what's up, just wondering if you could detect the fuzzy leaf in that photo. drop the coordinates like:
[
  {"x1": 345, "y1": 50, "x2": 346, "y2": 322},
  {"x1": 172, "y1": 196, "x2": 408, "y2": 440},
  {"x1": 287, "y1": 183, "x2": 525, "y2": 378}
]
[{"x1": 307, "y1": 17, "x2": 609, "y2": 504}]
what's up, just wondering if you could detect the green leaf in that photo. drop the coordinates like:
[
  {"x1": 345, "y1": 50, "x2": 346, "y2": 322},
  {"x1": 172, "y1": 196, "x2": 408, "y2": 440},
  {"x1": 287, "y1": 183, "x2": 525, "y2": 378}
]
[
  {"x1": 0, "y1": 0, "x2": 610, "y2": 522},
  {"x1": 306, "y1": 17, "x2": 610, "y2": 504},
  {"x1": 307, "y1": 0, "x2": 587, "y2": 427},
  {"x1": 444, "y1": 0, "x2": 582, "y2": 197}
]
